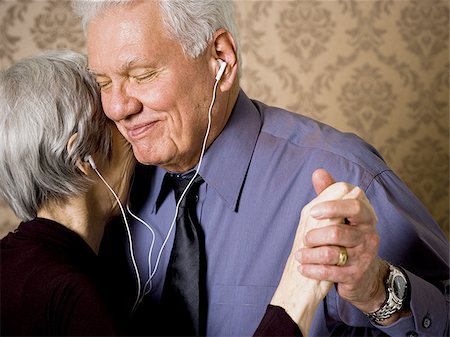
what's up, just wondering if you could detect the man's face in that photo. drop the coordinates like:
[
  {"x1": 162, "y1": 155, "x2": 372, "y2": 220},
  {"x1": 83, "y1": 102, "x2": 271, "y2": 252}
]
[{"x1": 87, "y1": 1, "x2": 217, "y2": 172}]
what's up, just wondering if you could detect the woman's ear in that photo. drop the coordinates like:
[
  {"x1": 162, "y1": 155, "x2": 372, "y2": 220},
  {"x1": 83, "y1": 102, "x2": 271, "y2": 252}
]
[
  {"x1": 67, "y1": 133, "x2": 91, "y2": 175},
  {"x1": 210, "y1": 29, "x2": 238, "y2": 92}
]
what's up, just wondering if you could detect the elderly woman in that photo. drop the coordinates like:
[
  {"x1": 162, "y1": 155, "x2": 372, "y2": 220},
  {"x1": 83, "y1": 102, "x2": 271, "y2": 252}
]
[
  {"x1": 0, "y1": 50, "x2": 136, "y2": 336},
  {"x1": 0, "y1": 50, "x2": 339, "y2": 337}
]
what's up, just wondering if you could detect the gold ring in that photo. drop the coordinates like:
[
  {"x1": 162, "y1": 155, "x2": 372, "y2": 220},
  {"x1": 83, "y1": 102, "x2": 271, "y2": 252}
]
[{"x1": 336, "y1": 246, "x2": 348, "y2": 266}]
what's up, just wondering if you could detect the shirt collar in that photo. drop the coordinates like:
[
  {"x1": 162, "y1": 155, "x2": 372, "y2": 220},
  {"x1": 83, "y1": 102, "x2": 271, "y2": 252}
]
[{"x1": 198, "y1": 89, "x2": 261, "y2": 211}]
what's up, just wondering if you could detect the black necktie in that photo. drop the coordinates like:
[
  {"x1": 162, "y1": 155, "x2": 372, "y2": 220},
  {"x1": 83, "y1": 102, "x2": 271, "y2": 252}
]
[{"x1": 161, "y1": 173, "x2": 206, "y2": 336}]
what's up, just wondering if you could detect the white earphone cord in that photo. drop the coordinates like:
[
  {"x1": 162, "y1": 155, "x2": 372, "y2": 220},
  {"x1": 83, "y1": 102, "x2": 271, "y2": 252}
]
[
  {"x1": 94, "y1": 75, "x2": 221, "y2": 313},
  {"x1": 91, "y1": 166, "x2": 142, "y2": 312}
]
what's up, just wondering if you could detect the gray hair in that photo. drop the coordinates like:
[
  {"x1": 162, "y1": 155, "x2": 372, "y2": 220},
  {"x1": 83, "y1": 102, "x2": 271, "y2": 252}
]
[
  {"x1": 71, "y1": 0, "x2": 242, "y2": 68},
  {"x1": 0, "y1": 50, "x2": 112, "y2": 221}
]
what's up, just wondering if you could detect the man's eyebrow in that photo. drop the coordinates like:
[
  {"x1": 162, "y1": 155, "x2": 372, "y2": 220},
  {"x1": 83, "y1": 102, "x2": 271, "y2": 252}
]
[
  {"x1": 87, "y1": 58, "x2": 149, "y2": 77},
  {"x1": 120, "y1": 58, "x2": 151, "y2": 73}
]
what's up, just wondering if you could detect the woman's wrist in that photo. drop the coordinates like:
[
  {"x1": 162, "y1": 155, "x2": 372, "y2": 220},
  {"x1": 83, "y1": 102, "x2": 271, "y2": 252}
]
[{"x1": 270, "y1": 254, "x2": 331, "y2": 336}]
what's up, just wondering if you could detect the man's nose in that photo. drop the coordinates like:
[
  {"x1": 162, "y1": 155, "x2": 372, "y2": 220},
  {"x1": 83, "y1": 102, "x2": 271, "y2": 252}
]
[{"x1": 105, "y1": 84, "x2": 143, "y2": 121}]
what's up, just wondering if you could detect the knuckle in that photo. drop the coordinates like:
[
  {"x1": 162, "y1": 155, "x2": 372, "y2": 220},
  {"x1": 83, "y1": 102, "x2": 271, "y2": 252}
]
[
  {"x1": 360, "y1": 254, "x2": 374, "y2": 268},
  {"x1": 317, "y1": 267, "x2": 330, "y2": 279},
  {"x1": 300, "y1": 205, "x2": 311, "y2": 217},
  {"x1": 335, "y1": 182, "x2": 353, "y2": 194},
  {"x1": 322, "y1": 247, "x2": 335, "y2": 262},
  {"x1": 352, "y1": 199, "x2": 362, "y2": 214},
  {"x1": 346, "y1": 199, "x2": 361, "y2": 217},
  {"x1": 329, "y1": 226, "x2": 341, "y2": 241},
  {"x1": 353, "y1": 186, "x2": 363, "y2": 197}
]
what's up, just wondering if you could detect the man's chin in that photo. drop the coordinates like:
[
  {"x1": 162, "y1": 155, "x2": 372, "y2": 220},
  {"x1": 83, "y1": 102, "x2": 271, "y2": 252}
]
[{"x1": 132, "y1": 147, "x2": 159, "y2": 166}]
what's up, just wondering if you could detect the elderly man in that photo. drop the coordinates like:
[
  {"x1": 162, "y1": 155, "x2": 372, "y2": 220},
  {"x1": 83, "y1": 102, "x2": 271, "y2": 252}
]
[{"x1": 72, "y1": 1, "x2": 449, "y2": 336}]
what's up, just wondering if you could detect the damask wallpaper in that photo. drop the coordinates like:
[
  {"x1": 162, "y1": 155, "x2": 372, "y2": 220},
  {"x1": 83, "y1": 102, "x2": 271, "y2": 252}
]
[{"x1": 0, "y1": 0, "x2": 448, "y2": 238}]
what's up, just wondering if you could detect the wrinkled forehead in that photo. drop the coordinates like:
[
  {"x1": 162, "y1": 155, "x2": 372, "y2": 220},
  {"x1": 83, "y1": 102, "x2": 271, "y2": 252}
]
[{"x1": 85, "y1": 0, "x2": 169, "y2": 73}]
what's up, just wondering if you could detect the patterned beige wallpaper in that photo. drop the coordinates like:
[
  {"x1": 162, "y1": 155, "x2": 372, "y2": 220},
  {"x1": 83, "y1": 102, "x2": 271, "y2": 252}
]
[{"x1": 0, "y1": 0, "x2": 448, "y2": 238}]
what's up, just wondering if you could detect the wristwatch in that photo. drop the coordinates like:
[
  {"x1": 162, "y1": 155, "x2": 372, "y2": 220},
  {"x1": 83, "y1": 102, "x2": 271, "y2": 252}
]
[{"x1": 365, "y1": 262, "x2": 408, "y2": 322}]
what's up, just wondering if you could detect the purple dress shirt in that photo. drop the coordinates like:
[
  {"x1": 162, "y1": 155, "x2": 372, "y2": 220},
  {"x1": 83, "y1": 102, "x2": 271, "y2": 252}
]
[{"x1": 108, "y1": 90, "x2": 449, "y2": 336}]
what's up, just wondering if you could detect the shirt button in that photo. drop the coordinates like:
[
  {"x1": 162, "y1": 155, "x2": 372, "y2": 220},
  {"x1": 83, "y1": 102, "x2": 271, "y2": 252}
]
[
  {"x1": 195, "y1": 195, "x2": 199, "y2": 202},
  {"x1": 422, "y1": 317, "x2": 432, "y2": 328},
  {"x1": 406, "y1": 331, "x2": 418, "y2": 337}
]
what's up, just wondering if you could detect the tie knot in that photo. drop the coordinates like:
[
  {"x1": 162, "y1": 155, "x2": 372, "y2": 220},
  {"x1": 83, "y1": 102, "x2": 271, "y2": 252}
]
[{"x1": 168, "y1": 173, "x2": 204, "y2": 204}]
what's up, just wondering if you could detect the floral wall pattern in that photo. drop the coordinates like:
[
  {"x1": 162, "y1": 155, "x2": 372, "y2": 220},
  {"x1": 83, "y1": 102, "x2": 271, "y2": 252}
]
[{"x1": 0, "y1": 0, "x2": 448, "y2": 238}]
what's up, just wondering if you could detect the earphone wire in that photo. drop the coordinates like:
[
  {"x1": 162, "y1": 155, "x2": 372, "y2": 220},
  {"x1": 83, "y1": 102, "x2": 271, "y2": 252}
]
[
  {"x1": 126, "y1": 204, "x2": 155, "y2": 297},
  {"x1": 95, "y1": 75, "x2": 221, "y2": 312},
  {"x1": 91, "y1": 166, "x2": 142, "y2": 313},
  {"x1": 141, "y1": 77, "x2": 219, "y2": 290}
]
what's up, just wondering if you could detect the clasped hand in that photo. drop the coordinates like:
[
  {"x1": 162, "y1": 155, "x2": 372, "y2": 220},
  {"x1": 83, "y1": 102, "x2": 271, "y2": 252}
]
[{"x1": 296, "y1": 169, "x2": 389, "y2": 316}]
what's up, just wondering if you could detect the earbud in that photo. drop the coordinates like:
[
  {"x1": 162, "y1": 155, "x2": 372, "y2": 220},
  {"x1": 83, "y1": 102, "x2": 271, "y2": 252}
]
[
  {"x1": 215, "y1": 59, "x2": 226, "y2": 81},
  {"x1": 84, "y1": 154, "x2": 97, "y2": 170}
]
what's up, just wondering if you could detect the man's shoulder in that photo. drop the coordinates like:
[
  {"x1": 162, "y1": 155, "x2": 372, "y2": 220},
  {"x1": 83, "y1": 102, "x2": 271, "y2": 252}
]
[
  {"x1": 250, "y1": 98, "x2": 388, "y2": 176},
  {"x1": 253, "y1": 99, "x2": 361, "y2": 145}
]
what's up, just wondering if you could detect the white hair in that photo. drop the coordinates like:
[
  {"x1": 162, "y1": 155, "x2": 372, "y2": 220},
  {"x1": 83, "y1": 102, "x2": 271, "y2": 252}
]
[
  {"x1": 0, "y1": 50, "x2": 112, "y2": 221},
  {"x1": 71, "y1": 0, "x2": 242, "y2": 67}
]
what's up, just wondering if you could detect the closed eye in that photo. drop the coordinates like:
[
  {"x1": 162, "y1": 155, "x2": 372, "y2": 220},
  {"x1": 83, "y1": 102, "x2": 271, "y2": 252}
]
[
  {"x1": 97, "y1": 80, "x2": 112, "y2": 90},
  {"x1": 134, "y1": 71, "x2": 158, "y2": 83}
]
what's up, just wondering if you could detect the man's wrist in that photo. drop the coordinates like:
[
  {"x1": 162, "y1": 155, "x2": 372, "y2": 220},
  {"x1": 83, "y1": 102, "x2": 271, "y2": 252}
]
[{"x1": 364, "y1": 262, "x2": 410, "y2": 324}]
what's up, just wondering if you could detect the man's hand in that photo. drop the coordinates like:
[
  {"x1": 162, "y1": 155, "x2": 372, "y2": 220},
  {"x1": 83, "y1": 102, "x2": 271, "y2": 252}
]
[
  {"x1": 278, "y1": 170, "x2": 354, "y2": 304},
  {"x1": 296, "y1": 169, "x2": 408, "y2": 325},
  {"x1": 270, "y1": 170, "x2": 349, "y2": 335}
]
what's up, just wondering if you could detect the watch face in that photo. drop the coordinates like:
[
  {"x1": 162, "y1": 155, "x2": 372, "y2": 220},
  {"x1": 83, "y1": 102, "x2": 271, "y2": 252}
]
[{"x1": 393, "y1": 274, "x2": 407, "y2": 300}]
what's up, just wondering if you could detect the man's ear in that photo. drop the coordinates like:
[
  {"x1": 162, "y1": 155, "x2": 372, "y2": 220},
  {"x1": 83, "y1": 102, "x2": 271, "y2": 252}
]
[
  {"x1": 210, "y1": 28, "x2": 238, "y2": 92},
  {"x1": 67, "y1": 133, "x2": 91, "y2": 175}
]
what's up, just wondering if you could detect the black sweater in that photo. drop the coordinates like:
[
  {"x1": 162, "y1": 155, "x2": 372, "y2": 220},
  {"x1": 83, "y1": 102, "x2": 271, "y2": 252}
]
[
  {"x1": 1, "y1": 218, "x2": 300, "y2": 336},
  {"x1": 1, "y1": 218, "x2": 122, "y2": 336}
]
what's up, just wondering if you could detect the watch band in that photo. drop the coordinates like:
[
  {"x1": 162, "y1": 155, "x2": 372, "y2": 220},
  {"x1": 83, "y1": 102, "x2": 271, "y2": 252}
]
[{"x1": 365, "y1": 263, "x2": 408, "y2": 322}]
